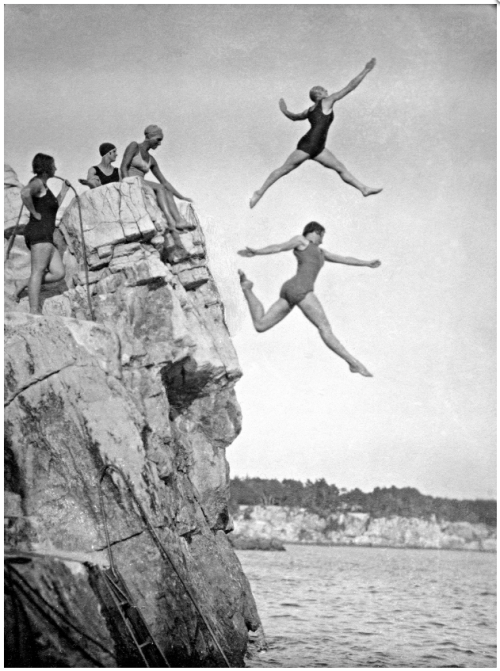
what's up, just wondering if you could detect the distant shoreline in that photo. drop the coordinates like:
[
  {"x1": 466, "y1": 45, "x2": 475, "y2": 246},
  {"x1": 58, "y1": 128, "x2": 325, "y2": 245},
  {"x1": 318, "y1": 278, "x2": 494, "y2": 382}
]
[
  {"x1": 279, "y1": 540, "x2": 496, "y2": 553},
  {"x1": 234, "y1": 538, "x2": 496, "y2": 554},
  {"x1": 231, "y1": 504, "x2": 497, "y2": 553}
]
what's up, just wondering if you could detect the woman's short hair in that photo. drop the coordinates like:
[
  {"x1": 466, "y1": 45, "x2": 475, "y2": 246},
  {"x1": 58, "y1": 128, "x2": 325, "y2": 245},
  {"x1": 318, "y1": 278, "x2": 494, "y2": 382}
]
[
  {"x1": 303, "y1": 221, "x2": 325, "y2": 237},
  {"x1": 144, "y1": 124, "x2": 163, "y2": 138},
  {"x1": 309, "y1": 86, "x2": 326, "y2": 102},
  {"x1": 32, "y1": 153, "x2": 54, "y2": 176}
]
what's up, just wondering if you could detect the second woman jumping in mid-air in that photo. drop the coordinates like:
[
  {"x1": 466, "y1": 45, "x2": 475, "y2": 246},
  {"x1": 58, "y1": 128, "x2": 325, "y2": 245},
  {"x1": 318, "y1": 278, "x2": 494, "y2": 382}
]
[
  {"x1": 238, "y1": 222, "x2": 381, "y2": 377},
  {"x1": 250, "y1": 59, "x2": 382, "y2": 208}
]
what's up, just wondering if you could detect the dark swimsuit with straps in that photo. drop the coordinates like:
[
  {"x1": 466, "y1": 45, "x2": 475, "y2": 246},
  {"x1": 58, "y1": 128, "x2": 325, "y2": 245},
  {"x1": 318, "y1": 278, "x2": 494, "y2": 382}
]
[
  {"x1": 279, "y1": 243, "x2": 325, "y2": 307},
  {"x1": 297, "y1": 102, "x2": 334, "y2": 158},
  {"x1": 93, "y1": 165, "x2": 120, "y2": 186},
  {"x1": 23, "y1": 185, "x2": 59, "y2": 250}
]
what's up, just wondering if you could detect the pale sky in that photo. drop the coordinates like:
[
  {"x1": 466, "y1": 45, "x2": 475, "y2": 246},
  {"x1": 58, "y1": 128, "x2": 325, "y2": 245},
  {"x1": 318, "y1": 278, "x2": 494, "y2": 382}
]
[{"x1": 4, "y1": 4, "x2": 496, "y2": 500}]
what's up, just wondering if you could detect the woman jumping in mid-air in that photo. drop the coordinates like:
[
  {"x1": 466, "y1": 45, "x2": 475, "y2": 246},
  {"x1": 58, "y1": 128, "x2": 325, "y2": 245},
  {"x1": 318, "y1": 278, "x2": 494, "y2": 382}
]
[
  {"x1": 237, "y1": 221, "x2": 381, "y2": 377},
  {"x1": 250, "y1": 59, "x2": 382, "y2": 208}
]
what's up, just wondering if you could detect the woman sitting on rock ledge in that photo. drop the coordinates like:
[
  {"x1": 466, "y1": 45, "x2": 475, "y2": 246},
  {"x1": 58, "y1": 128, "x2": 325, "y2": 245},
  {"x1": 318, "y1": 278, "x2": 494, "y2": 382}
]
[
  {"x1": 16, "y1": 153, "x2": 70, "y2": 314},
  {"x1": 121, "y1": 125, "x2": 193, "y2": 237},
  {"x1": 238, "y1": 221, "x2": 381, "y2": 377}
]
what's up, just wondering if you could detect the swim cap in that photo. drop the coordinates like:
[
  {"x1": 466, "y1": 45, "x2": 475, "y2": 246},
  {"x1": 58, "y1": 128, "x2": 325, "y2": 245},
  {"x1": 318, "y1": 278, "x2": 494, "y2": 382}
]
[
  {"x1": 144, "y1": 124, "x2": 163, "y2": 138},
  {"x1": 99, "y1": 143, "x2": 116, "y2": 157}
]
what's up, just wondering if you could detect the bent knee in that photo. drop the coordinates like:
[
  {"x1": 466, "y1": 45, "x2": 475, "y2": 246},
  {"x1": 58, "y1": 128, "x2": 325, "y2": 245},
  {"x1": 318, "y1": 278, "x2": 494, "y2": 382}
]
[
  {"x1": 318, "y1": 324, "x2": 333, "y2": 338},
  {"x1": 255, "y1": 321, "x2": 274, "y2": 333},
  {"x1": 54, "y1": 268, "x2": 66, "y2": 281}
]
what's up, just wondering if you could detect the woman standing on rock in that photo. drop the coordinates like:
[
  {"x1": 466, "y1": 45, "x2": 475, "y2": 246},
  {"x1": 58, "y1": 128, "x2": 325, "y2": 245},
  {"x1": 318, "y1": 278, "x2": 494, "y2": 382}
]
[
  {"x1": 82, "y1": 143, "x2": 121, "y2": 188},
  {"x1": 121, "y1": 125, "x2": 193, "y2": 234},
  {"x1": 238, "y1": 221, "x2": 380, "y2": 377},
  {"x1": 16, "y1": 153, "x2": 71, "y2": 314},
  {"x1": 250, "y1": 59, "x2": 382, "y2": 208}
]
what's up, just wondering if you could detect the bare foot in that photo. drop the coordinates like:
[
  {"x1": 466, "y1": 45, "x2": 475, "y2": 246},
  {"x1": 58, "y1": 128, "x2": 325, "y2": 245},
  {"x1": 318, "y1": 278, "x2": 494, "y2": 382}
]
[
  {"x1": 349, "y1": 361, "x2": 373, "y2": 377},
  {"x1": 175, "y1": 217, "x2": 195, "y2": 231},
  {"x1": 238, "y1": 269, "x2": 254, "y2": 291},
  {"x1": 362, "y1": 186, "x2": 383, "y2": 198},
  {"x1": 13, "y1": 279, "x2": 28, "y2": 303},
  {"x1": 249, "y1": 192, "x2": 262, "y2": 209}
]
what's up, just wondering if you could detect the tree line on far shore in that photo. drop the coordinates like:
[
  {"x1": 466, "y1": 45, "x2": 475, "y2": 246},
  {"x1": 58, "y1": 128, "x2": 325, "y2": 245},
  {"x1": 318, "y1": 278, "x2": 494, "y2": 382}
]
[{"x1": 229, "y1": 477, "x2": 496, "y2": 527}]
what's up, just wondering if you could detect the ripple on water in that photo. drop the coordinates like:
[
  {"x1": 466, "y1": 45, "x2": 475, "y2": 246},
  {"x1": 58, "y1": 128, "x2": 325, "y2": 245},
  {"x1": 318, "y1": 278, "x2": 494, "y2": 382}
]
[{"x1": 238, "y1": 545, "x2": 496, "y2": 668}]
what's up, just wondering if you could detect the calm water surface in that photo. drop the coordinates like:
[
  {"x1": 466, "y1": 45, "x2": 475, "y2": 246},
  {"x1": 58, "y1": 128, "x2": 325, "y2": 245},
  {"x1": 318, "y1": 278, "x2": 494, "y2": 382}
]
[{"x1": 238, "y1": 545, "x2": 496, "y2": 668}]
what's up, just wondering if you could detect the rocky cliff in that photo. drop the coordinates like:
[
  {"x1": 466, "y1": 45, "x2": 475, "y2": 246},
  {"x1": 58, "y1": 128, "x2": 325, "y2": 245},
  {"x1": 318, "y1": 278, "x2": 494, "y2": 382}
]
[
  {"x1": 233, "y1": 505, "x2": 496, "y2": 552},
  {"x1": 4, "y1": 169, "x2": 264, "y2": 666}
]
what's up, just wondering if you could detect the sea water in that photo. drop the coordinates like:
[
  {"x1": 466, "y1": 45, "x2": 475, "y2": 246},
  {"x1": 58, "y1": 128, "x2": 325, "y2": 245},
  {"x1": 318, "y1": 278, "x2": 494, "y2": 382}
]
[{"x1": 238, "y1": 544, "x2": 496, "y2": 668}]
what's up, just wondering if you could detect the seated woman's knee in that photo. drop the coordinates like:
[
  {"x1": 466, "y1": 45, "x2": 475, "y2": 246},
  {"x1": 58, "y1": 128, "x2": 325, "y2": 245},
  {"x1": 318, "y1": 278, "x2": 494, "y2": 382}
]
[{"x1": 255, "y1": 321, "x2": 270, "y2": 333}]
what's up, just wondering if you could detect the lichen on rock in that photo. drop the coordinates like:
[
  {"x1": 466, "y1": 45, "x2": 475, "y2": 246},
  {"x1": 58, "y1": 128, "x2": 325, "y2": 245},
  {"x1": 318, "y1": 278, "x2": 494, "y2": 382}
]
[{"x1": 4, "y1": 173, "x2": 264, "y2": 666}]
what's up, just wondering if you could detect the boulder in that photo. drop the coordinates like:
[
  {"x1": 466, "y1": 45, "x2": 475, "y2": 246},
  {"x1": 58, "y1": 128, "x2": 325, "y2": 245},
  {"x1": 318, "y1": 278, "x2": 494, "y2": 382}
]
[{"x1": 4, "y1": 164, "x2": 29, "y2": 236}]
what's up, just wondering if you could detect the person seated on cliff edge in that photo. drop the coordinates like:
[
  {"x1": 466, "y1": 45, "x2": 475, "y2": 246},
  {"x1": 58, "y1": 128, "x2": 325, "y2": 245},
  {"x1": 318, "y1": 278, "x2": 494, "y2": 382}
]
[
  {"x1": 120, "y1": 125, "x2": 194, "y2": 242},
  {"x1": 79, "y1": 143, "x2": 121, "y2": 189},
  {"x1": 237, "y1": 221, "x2": 381, "y2": 377},
  {"x1": 14, "y1": 153, "x2": 71, "y2": 314}
]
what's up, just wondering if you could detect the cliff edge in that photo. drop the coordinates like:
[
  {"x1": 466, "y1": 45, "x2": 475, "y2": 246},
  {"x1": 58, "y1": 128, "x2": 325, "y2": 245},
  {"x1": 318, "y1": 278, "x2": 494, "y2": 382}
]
[{"x1": 4, "y1": 170, "x2": 264, "y2": 666}]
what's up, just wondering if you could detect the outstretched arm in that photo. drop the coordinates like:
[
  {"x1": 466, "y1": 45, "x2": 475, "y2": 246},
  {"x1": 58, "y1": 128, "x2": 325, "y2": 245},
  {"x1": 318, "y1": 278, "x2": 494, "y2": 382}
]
[
  {"x1": 324, "y1": 58, "x2": 376, "y2": 108},
  {"x1": 279, "y1": 98, "x2": 309, "y2": 121},
  {"x1": 238, "y1": 235, "x2": 305, "y2": 257},
  {"x1": 150, "y1": 159, "x2": 192, "y2": 201},
  {"x1": 323, "y1": 249, "x2": 381, "y2": 267},
  {"x1": 56, "y1": 180, "x2": 71, "y2": 205}
]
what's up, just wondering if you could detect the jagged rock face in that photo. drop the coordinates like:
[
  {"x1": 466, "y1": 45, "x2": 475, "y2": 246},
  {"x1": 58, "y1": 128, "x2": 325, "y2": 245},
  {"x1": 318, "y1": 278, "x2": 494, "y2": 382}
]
[
  {"x1": 4, "y1": 177, "x2": 263, "y2": 666},
  {"x1": 4, "y1": 165, "x2": 31, "y2": 297}
]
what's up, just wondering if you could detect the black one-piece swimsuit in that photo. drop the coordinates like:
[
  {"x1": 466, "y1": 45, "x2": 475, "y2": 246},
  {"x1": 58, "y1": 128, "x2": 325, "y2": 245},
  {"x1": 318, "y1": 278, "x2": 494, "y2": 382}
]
[
  {"x1": 297, "y1": 103, "x2": 334, "y2": 158},
  {"x1": 24, "y1": 186, "x2": 59, "y2": 250},
  {"x1": 93, "y1": 165, "x2": 120, "y2": 186}
]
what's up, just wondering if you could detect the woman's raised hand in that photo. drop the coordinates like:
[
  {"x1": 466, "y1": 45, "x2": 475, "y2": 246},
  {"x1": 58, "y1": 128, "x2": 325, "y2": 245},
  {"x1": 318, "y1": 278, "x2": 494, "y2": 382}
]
[
  {"x1": 279, "y1": 98, "x2": 288, "y2": 113},
  {"x1": 366, "y1": 58, "x2": 376, "y2": 71},
  {"x1": 238, "y1": 247, "x2": 257, "y2": 257},
  {"x1": 368, "y1": 259, "x2": 381, "y2": 268}
]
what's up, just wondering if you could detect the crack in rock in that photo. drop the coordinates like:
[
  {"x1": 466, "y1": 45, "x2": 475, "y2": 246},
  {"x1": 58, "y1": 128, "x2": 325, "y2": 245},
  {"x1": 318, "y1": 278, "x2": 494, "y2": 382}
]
[{"x1": 5, "y1": 361, "x2": 81, "y2": 408}]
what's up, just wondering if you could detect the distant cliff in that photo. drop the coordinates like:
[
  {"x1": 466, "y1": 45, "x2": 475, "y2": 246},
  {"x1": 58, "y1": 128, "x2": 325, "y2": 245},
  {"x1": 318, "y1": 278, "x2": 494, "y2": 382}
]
[
  {"x1": 4, "y1": 169, "x2": 264, "y2": 666},
  {"x1": 232, "y1": 505, "x2": 496, "y2": 552}
]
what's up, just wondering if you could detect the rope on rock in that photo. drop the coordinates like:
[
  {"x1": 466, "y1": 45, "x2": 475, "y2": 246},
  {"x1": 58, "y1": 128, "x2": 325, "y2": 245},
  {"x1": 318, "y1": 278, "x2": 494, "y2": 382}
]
[
  {"x1": 4, "y1": 559, "x2": 113, "y2": 666},
  {"x1": 54, "y1": 177, "x2": 95, "y2": 321},
  {"x1": 98, "y1": 464, "x2": 232, "y2": 667}
]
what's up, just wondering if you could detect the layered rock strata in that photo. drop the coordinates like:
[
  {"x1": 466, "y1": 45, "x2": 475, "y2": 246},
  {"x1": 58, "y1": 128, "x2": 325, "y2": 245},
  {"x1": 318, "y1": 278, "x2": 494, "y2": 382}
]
[
  {"x1": 4, "y1": 175, "x2": 264, "y2": 666},
  {"x1": 233, "y1": 505, "x2": 496, "y2": 552}
]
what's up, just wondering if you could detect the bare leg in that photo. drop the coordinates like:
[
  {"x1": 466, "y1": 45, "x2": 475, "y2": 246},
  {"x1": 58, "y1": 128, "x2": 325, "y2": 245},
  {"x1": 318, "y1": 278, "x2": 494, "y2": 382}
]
[
  {"x1": 314, "y1": 148, "x2": 382, "y2": 197},
  {"x1": 163, "y1": 188, "x2": 186, "y2": 230},
  {"x1": 238, "y1": 270, "x2": 291, "y2": 331},
  {"x1": 43, "y1": 246, "x2": 65, "y2": 284},
  {"x1": 27, "y1": 243, "x2": 65, "y2": 315},
  {"x1": 144, "y1": 180, "x2": 185, "y2": 247},
  {"x1": 144, "y1": 180, "x2": 177, "y2": 228},
  {"x1": 250, "y1": 150, "x2": 309, "y2": 208},
  {"x1": 298, "y1": 292, "x2": 373, "y2": 377}
]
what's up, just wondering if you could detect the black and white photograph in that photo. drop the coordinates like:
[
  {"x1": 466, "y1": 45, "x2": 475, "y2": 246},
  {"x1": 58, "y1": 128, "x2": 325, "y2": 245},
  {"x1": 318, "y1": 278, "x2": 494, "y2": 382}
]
[{"x1": 4, "y1": 3, "x2": 496, "y2": 668}]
